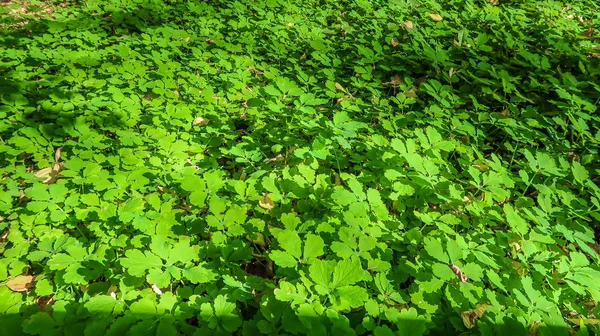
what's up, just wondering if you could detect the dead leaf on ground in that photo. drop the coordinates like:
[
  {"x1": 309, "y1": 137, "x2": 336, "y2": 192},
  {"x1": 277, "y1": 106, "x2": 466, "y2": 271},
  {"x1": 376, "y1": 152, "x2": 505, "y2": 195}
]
[
  {"x1": 449, "y1": 263, "x2": 468, "y2": 283},
  {"x1": 391, "y1": 37, "x2": 399, "y2": 47},
  {"x1": 400, "y1": 20, "x2": 414, "y2": 29},
  {"x1": 487, "y1": 0, "x2": 499, "y2": 5},
  {"x1": 429, "y1": 13, "x2": 443, "y2": 22},
  {"x1": 461, "y1": 303, "x2": 492, "y2": 329},
  {"x1": 581, "y1": 29, "x2": 594, "y2": 37},
  {"x1": 259, "y1": 194, "x2": 275, "y2": 209},
  {"x1": 562, "y1": 6, "x2": 572, "y2": 12},
  {"x1": 192, "y1": 117, "x2": 209, "y2": 126},
  {"x1": 6, "y1": 275, "x2": 35, "y2": 292}
]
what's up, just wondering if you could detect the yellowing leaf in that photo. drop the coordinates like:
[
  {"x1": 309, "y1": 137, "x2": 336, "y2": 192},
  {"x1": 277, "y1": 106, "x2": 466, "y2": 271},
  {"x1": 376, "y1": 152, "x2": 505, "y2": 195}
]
[
  {"x1": 334, "y1": 82, "x2": 347, "y2": 93},
  {"x1": 567, "y1": 318, "x2": 600, "y2": 326},
  {"x1": 6, "y1": 275, "x2": 35, "y2": 292},
  {"x1": 400, "y1": 20, "x2": 414, "y2": 29},
  {"x1": 461, "y1": 303, "x2": 491, "y2": 329},
  {"x1": 429, "y1": 13, "x2": 443, "y2": 22},
  {"x1": 403, "y1": 87, "x2": 418, "y2": 98},
  {"x1": 259, "y1": 194, "x2": 275, "y2": 209},
  {"x1": 193, "y1": 117, "x2": 209, "y2": 126},
  {"x1": 391, "y1": 37, "x2": 399, "y2": 47}
]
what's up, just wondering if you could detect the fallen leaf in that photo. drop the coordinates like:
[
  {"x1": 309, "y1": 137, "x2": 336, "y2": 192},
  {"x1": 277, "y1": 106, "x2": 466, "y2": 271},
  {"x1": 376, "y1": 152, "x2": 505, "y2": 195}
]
[
  {"x1": 429, "y1": 13, "x2": 443, "y2": 22},
  {"x1": 259, "y1": 194, "x2": 275, "y2": 210},
  {"x1": 487, "y1": 0, "x2": 499, "y2": 5},
  {"x1": 34, "y1": 163, "x2": 63, "y2": 184},
  {"x1": 581, "y1": 29, "x2": 594, "y2": 37},
  {"x1": 6, "y1": 275, "x2": 35, "y2": 292},
  {"x1": 205, "y1": 38, "x2": 215, "y2": 44},
  {"x1": 152, "y1": 284, "x2": 162, "y2": 295},
  {"x1": 449, "y1": 263, "x2": 468, "y2": 283},
  {"x1": 266, "y1": 154, "x2": 284, "y2": 164},
  {"x1": 461, "y1": 303, "x2": 491, "y2": 329},
  {"x1": 577, "y1": 16, "x2": 584, "y2": 23},
  {"x1": 562, "y1": 6, "x2": 572, "y2": 12},
  {"x1": 384, "y1": 75, "x2": 403, "y2": 85},
  {"x1": 391, "y1": 37, "x2": 399, "y2": 47},
  {"x1": 54, "y1": 147, "x2": 63, "y2": 162},
  {"x1": 400, "y1": 20, "x2": 414, "y2": 29},
  {"x1": 193, "y1": 117, "x2": 209, "y2": 126},
  {"x1": 36, "y1": 295, "x2": 54, "y2": 311}
]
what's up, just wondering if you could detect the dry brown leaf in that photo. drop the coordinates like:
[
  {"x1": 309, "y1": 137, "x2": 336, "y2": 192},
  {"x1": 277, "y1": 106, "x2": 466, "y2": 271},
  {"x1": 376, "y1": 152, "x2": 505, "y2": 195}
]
[
  {"x1": 54, "y1": 147, "x2": 63, "y2": 162},
  {"x1": 449, "y1": 263, "x2": 468, "y2": 283},
  {"x1": 266, "y1": 154, "x2": 284, "y2": 164},
  {"x1": 6, "y1": 275, "x2": 35, "y2": 292},
  {"x1": 36, "y1": 295, "x2": 54, "y2": 311},
  {"x1": 34, "y1": 162, "x2": 63, "y2": 184},
  {"x1": 577, "y1": 16, "x2": 585, "y2": 23},
  {"x1": 562, "y1": 6, "x2": 572, "y2": 13},
  {"x1": 205, "y1": 38, "x2": 215, "y2": 44},
  {"x1": 259, "y1": 194, "x2": 275, "y2": 210},
  {"x1": 400, "y1": 20, "x2": 414, "y2": 29},
  {"x1": 487, "y1": 0, "x2": 499, "y2": 5},
  {"x1": 581, "y1": 29, "x2": 594, "y2": 37},
  {"x1": 391, "y1": 37, "x2": 399, "y2": 47},
  {"x1": 384, "y1": 75, "x2": 403, "y2": 86},
  {"x1": 192, "y1": 117, "x2": 209, "y2": 126},
  {"x1": 429, "y1": 13, "x2": 443, "y2": 22},
  {"x1": 461, "y1": 303, "x2": 492, "y2": 328}
]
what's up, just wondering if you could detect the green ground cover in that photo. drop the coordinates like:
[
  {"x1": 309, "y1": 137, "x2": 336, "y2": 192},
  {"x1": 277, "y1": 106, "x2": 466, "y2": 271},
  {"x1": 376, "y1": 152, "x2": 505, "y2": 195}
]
[{"x1": 1, "y1": 0, "x2": 599, "y2": 335}]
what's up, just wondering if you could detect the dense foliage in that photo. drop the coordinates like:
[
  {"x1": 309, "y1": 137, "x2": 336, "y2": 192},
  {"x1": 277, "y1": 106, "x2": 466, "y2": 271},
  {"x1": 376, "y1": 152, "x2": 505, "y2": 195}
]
[{"x1": 1, "y1": 0, "x2": 600, "y2": 335}]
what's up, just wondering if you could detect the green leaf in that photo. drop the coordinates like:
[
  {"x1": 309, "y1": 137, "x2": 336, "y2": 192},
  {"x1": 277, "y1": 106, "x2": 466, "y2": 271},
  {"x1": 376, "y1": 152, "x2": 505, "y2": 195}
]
[
  {"x1": 182, "y1": 265, "x2": 217, "y2": 284},
  {"x1": 48, "y1": 253, "x2": 78, "y2": 271},
  {"x1": 303, "y1": 234, "x2": 325, "y2": 263},
  {"x1": 85, "y1": 295, "x2": 124, "y2": 316},
  {"x1": 423, "y1": 237, "x2": 449, "y2": 263},
  {"x1": 22, "y1": 312, "x2": 57, "y2": 335},
  {"x1": 269, "y1": 250, "x2": 298, "y2": 268},
  {"x1": 504, "y1": 204, "x2": 529, "y2": 236},
  {"x1": 572, "y1": 161, "x2": 589, "y2": 183},
  {"x1": 332, "y1": 259, "x2": 365, "y2": 288},
  {"x1": 331, "y1": 187, "x2": 357, "y2": 206},
  {"x1": 214, "y1": 295, "x2": 242, "y2": 332},
  {"x1": 120, "y1": 250, "x2": 163, "y2": 277}
]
